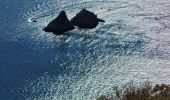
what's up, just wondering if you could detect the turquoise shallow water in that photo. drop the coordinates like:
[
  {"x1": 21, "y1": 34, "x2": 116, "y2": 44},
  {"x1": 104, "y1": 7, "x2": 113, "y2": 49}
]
[{"x1": 1, "y1": 0, "x2": 170, "y2": 99}]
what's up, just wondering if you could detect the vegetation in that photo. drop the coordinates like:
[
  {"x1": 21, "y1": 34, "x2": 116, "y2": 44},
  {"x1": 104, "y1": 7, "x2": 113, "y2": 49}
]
[{"x1": 97, "y1": 82, "x2": 170, "y2": 100}]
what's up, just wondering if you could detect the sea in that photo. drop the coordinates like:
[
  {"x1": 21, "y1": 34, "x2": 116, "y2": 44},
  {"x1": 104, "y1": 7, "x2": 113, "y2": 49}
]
[{"x1": 0, "y1": 0, "x2": 170, "y2": 99}]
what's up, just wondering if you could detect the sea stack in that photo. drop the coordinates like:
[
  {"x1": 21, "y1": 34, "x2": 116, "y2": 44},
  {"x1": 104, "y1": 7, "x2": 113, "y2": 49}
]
[
  {"x1": 43, "y1": 11, "x2": 75, "y2": 35},
  {"x1": 71, "y1": 9, "x2": 105, "y2": 29}
]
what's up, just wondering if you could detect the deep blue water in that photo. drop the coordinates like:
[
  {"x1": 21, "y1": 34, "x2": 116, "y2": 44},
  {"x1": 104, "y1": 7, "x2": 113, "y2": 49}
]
[{"x1": 0, "y1": 0, "x2": 56, "y2": 99}]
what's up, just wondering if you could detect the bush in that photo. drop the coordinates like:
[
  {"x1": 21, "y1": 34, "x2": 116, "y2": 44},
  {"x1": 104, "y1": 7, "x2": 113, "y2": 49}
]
[{"x1": 97, "y1": 82, "x2": 170, "y2": 100}]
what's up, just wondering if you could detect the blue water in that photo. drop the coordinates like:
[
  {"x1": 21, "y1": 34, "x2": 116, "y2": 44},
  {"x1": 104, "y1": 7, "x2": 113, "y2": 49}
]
[
  {"x1": 1, "y1": 0, "x2": 170, "y2": 99},
  {"x1": 0, "y1": 0, "x2": 56, "y2": 99}
]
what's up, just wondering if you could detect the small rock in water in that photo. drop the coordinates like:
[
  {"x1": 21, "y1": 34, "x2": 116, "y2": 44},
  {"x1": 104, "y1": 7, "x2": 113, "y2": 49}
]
[
  {"x1": 32, "y1": 20, "x2": 37, "y2": 22},
  {"x1": 71, "y1": 9, "x2": 105, "y2": 29},
  {"x1": 43, "y1": 11, "x2": 75, "y2": 35}
]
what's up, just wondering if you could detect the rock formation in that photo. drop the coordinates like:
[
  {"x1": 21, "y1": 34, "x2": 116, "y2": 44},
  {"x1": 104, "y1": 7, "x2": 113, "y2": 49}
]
[
  {"x1": 43, "y1": 11, "x2": 75, "y2": 35},
  {"x1": 71, "y1": 9, "x2": 105, "y2": 29}
]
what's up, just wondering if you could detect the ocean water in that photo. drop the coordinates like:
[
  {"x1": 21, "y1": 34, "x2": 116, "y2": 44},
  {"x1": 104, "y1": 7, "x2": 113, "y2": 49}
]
[{"x1": 0, "y1": 0, "x2": 170, "y2": 99}]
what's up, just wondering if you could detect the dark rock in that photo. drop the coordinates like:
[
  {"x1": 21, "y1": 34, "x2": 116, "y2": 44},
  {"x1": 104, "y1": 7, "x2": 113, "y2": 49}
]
[
  {"x1": 71, "y1": 9, "x2": 105, "y2": 29},
  {"x1": 32, "y1": 20, "x2": 37, "y2": 22},
  {"x1": 43, "y1": 11, "x2": 75, "y2": 35}
]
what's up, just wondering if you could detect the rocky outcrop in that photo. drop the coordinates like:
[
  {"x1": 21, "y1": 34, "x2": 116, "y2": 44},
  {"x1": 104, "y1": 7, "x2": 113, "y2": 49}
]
[
  {"x1": 43, "y1": 11, "x2": 75, "y2": 35},
  {"x1": 71, "y1": 9, "x2": 105, "y2": 29}
]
